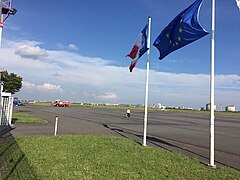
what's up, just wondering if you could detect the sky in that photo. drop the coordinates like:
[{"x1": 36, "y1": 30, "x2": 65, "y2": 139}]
[{"x1": 0, "y1": 0, "x2": 239, "y2": 110}]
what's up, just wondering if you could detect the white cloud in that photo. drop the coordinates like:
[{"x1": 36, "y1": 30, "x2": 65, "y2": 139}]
[
  {"x1": 89, "y1": 92, "x2": 118, "y2": 100},
  {"x1": 15, "y1": 44, "x2": 48, "y2": 59},
  {"x1": 56, "y1": 43, "x2": 78, "y2": 51},
  {"x1": 3, "y1": 39, "x2": 43, "y2": 48},
  {"x1": 37, "y1": 83, "x2": 63, "y2": 92},
  {"x1": 56, "y1": 43, "x2": 65, "y2": 49},
  {"x1": 1, "y1": 39, "x2": 239, "y2": 110},
  {"x1": 22, "y1": 81, "x2": 36, "y2": 90},
  {"x1": 68, "y1": 44, "x2": 78, "y2": 51},
  {"x1": 215, "y1": 74, "x2": 240, "y2": 88},
  {"x1": 23, "y1": 81, "x2": 63, "y2": 93}
]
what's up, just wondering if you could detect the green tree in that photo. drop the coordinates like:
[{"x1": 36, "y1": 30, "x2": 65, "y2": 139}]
[{"x1": 1, "y1": 71, "x2": 22, "y2": 94}]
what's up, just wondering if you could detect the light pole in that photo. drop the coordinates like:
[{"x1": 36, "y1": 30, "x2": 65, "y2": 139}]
[{"x1": 0, "y1": 0, "x2": 17, "y2": 46}]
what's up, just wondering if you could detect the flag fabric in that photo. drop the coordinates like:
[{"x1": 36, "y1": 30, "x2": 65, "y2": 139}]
[
  {"x1": 126, "y1": 24, "x2": 148, "y2": 72},
  {"x1": 153, "y1": 0, "x2": 209, "y2": 60},
  {"x1": 236, "y1": 0, "x2": 240, "y2": 10}
]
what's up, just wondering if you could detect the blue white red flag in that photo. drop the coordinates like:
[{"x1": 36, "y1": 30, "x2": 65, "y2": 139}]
[{"x1": 126, "y1": 24, "x2": 148, "y2": 72}]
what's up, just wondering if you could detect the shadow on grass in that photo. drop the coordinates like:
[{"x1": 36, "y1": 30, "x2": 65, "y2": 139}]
[
  {"x1": 102, "y1": 123, "x2": 240, "y2": 170},
  {"x1": 0, "y1": 126, "x2": 37, "y2": 179},
  {"x1": 11, "y1": 118, "x2": 18, "y2": 124}
]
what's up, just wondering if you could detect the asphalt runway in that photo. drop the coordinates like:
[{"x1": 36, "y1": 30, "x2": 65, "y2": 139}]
[{"x1": 12, "y1": 105, "x2": 240, "y2": 170}]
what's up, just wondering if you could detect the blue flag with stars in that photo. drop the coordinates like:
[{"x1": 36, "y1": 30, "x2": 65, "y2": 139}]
[{"x1": 153, "y1": 0, "x2": 209, "y2": 60}]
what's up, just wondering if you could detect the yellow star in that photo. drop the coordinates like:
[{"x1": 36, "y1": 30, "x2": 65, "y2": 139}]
[
  {"x1": 179, "y1": 28, "x2": 183, "y2": 33},
  {"x1": 175, "y1": 42, "x2": 179, "y2": 46},
  {"x1": 170, "y1": 40, "x2": 172, "y2": 44},
  {"x1": 178, "y1": 37, "x2": 181, "y2": 41},
  {"x1": 166, "y1": 34, "x2": 169, "y2": 38},
  {"x1": 180, "y1": 19, "x2": 183, "y2": 23}
]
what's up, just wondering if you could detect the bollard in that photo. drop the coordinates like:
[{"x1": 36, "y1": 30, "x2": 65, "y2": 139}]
[{"x1": 54, "y1": 116, "x2": 58, "y2": 136}]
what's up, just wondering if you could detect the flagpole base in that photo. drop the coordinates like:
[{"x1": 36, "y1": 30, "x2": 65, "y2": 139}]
[{"x1": 208, "y1": 164, "x2": 216, "y2": 169}]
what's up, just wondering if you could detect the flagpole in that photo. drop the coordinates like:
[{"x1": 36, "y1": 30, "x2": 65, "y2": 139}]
[
  {"x1": 0, "y1": 0, "x2": 3, "y2": 47},
  {"x1": 209, "y1": 0, "x2": 216, "y2": 168},
  {"x1": 143, "y1": 16, "x2": 151, "y2": 147}
]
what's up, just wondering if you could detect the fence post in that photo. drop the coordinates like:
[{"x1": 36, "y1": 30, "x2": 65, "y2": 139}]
[
  {"x1": 8, "y1": 97, "x2": 13, "y2": 126},
  {"x1": 0, "y1": 82, "x2": 3, "y2": 125},
  {"x1": 54, "y1": 116, "x2": 58, "y2": 136}
]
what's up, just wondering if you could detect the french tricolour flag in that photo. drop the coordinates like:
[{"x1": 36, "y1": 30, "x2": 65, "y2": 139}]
[{"x1": 126, "y1": 24, "x2": 149, "y2": 72}]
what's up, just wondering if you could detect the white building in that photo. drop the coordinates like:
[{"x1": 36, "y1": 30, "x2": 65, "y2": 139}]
[
  {"x1": 206, "y1": 103, "x2": 216, "y2": 111},
  {"x1": 225, "y1": 105, "x2": 236, "y2": 112}
]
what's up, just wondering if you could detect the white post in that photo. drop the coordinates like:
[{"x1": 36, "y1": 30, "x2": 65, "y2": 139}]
[
  {"x1": 0, "y1": 26, "x2": 2, "y2": 47},
  {"x1": 143, "y1": 16, "x2": 151, "y2": 147},
  {"x1": 209, "y1": 0, "x2": 216, "y2": 168},
  {"x1": 54, "y1": 116, "x2": 58, "y2": 136},
  {"x1": 8, "y1": 97, "x2": 13, "y2": 126},
  {"x1": 0, "y1": 82, "x2": 3, "y2": 125}
]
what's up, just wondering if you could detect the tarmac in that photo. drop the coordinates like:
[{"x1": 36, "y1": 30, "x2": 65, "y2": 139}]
[{"x1": 2, "y1": 105, "x2": 240, "y2": 170}]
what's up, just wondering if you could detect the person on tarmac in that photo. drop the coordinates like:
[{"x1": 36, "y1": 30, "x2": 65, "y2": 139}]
[{"x1": 126, "y1": 108, "x2": 131, "y2": 118}]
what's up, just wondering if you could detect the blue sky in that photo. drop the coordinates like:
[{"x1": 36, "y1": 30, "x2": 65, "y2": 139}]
[{"x1": 1, "y1": 0, "x2": 240, "y2": 110}]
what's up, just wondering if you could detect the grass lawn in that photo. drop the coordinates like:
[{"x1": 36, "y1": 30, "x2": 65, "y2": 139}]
[
  {"x1": 12, "y1": 112, "x2": 48, "y2": 124},
  {"x1": 1, "y1": 135, "x2": 239, "y2": 179}
]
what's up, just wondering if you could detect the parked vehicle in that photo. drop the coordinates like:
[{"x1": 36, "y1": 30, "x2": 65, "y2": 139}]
[
  {"x1": 53, "y1": 100, "x2": 70, "y2": 107},
  {"x1": 13, "y1": 98, "x2": 23, "y2": 106}
]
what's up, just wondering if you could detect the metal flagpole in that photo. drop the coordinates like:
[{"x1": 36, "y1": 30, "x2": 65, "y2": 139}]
[
  {"x1": 209, "y1": 0, "x2": 216, "y2": 168},
  {"x1": 0, "y1": 0, "x2": 3, "y2": 47},
  {"x1": 0, "y1": 0, "x2": 2, "y2": 124},
  {"x1": 0, "y1": 0, "x2": 17, "y2": 47},
  {"x1": 143, "y1": 16, "x2": 151, "y2": 147}
]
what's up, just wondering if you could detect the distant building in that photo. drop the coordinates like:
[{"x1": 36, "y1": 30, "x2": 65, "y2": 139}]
[
  {"x1": 206, "y1": 103, "x2": 216, "y2": 111},
  {"x1": 225, "y1": 105, "x2": 236, "y2": 112},
  {"x1": 158, "y1": 103, "x2": 166, "y2": 110}
]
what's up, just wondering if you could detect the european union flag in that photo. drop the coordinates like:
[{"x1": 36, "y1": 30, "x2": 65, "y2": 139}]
[{"x1": 153, "y1": 0, "x2": 209, "y2": 60}]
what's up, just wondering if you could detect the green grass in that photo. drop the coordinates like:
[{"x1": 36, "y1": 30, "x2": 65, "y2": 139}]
[
  {"x1": 1, "y1": 135, "x2": 239, "y2": 179},
  {"x1": 12, "y1": 112, "x2": 48, "y2": 124},
  {"x1": 0, "y1": 136, "x2": 37, "y2": 179},
  {"x1": 28, "y1": 102, "x2": 52, "y2": 107}
]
